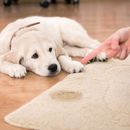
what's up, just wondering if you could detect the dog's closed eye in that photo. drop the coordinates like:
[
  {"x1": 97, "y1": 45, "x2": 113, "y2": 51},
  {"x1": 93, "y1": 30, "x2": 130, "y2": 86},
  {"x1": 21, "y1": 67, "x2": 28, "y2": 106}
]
[{"x1": 32, "y1": 53, "x2": 39, "y2": 59}]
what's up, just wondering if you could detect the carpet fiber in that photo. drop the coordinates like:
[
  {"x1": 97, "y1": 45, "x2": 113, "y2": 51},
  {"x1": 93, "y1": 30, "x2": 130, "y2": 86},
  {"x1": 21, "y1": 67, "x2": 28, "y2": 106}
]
[{"x1": 5, "y1": 57, "x2": 130, "y2": 130}]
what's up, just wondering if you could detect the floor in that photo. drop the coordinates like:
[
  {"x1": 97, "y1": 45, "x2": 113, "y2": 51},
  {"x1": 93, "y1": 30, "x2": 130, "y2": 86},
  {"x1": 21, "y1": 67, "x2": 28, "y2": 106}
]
[{"x1": 0, "y1": 0, "x2": 130, "y2": 130}]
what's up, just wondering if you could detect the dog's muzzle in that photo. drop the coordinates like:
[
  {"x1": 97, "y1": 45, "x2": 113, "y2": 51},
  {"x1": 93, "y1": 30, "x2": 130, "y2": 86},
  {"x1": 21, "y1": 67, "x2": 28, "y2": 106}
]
[{"x1": 48, "y1": 64, "x2": 58, "y2": 75}]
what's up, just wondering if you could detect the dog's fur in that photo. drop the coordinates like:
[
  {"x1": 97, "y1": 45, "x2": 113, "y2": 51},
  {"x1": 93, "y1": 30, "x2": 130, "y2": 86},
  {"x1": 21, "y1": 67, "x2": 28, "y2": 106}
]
[{"x1": 0, "y1": 16, "x2": 106, "y2": 78}]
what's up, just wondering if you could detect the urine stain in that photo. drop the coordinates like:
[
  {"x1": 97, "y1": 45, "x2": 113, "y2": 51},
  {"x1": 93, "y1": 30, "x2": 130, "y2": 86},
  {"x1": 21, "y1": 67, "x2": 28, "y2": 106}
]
[{"x1": 50, "y1": 90, "x2": 82, "y2": 102}]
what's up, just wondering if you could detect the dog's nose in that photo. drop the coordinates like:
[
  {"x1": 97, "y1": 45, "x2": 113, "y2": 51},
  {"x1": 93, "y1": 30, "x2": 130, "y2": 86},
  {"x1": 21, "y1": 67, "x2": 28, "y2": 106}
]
[{"x1": 48, "y1": 64, "x2": 57, "y2": 73}]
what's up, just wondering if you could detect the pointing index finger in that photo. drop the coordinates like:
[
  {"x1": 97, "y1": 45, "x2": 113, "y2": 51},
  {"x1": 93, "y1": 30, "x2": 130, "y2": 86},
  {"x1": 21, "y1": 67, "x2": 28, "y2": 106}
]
[{"x1": 81, "y1": 43, "x2": 107, "y2": 64}]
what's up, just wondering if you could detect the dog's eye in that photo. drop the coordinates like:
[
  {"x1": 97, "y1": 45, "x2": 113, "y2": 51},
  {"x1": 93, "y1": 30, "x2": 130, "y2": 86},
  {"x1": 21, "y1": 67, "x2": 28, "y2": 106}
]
[
  {"x1": 49, "y1": 47, "x2": 52, "y2": 52},
  {"x1": 32, "y1": 53, "x2": 39, "y2": 59}
]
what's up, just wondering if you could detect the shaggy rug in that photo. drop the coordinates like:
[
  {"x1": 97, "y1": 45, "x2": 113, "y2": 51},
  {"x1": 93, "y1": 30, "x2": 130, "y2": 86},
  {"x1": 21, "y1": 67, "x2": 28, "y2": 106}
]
[{"x1": 5, "y1": 57, "x2": 130, "y2": 130}]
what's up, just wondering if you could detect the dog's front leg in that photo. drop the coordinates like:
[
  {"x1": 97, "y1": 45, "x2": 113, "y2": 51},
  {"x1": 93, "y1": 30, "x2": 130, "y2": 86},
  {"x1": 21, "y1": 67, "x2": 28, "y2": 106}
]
[
  {"x1": 0, "y1": 55, "x2": 26, "y2": 78},
  {"x1": 58, "y1": 55, "x2": 84, "y2": 73}
]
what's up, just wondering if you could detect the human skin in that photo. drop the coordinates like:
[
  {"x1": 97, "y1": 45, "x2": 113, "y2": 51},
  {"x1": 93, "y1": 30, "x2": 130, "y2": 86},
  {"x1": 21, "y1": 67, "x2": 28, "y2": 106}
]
[{"x1": 81, "y1": 27, "x2": 130, "y2": 64}]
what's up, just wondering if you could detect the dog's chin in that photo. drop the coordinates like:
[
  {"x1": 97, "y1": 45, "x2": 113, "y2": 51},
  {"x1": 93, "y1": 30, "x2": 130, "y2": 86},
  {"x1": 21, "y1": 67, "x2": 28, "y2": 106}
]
[
  {"x1": 48, "y1": 71, "x2": 60, "y2": 77},
  {"x1": 32, "y1": 67, "x2": 61, "y2": 77},
  {"x1": 34, "y1": 71, "x2": 60, "y2": 77}
]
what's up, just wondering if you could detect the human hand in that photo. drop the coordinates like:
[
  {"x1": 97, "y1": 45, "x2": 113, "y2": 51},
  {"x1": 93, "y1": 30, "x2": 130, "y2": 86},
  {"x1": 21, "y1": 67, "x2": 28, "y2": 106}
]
[{"x1": 81, "y1": 27, "x2": 130, "y2": 64}]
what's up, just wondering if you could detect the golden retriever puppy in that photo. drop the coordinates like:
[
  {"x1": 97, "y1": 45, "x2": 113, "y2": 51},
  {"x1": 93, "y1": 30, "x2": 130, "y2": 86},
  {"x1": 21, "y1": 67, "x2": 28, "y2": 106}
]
[{"x1": 0, "y1": 16, "x2": 106, "y2": 78}]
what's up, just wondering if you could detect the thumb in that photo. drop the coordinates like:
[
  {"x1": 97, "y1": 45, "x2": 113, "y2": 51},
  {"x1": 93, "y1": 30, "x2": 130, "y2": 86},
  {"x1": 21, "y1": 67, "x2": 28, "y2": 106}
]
[
  {"x1": 106, "y1": 49, "x2": 118, "y2": 58},
  {"x1": 109, "y1": 35, "x2": 120, "y2": 50}
]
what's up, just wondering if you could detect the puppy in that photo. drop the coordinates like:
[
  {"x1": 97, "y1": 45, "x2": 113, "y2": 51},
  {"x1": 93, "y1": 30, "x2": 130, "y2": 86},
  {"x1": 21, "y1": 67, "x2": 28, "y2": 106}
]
[{"x1": 0, "y1": 16, "x2": 107, "y2": 78}]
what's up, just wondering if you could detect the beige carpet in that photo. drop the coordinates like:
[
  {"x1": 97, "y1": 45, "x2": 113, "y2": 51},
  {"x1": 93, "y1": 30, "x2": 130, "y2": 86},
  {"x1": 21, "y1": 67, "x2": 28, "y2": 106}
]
[{"x1": 5, "y1": 57, "x2": 130, "y2": 130}]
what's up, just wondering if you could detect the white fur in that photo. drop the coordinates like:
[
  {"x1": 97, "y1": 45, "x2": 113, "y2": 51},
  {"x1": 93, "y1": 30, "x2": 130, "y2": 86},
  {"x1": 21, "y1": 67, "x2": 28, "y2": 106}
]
[{"x1": 0, "y1": 16, "x2": 106, "y2": 78}]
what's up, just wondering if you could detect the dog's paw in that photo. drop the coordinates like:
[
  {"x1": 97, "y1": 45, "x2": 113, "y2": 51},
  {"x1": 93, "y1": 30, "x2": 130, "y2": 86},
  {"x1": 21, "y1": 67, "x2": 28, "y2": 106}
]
[
  {"x1": 86, "y1": 49, "x2": 107, "y2": 63},
  {"x1": 87, "y1": 57, "x2": 97, "y2": 64},
  {"x1": 8, "y1": 64, "x2": 27, "y2": 78},
  {"x1": 96, "y1": 52, "x2": 108, "y2": 62},
  {"x1": 66, "y1": 61, "x2": 84, "y2": 74}
]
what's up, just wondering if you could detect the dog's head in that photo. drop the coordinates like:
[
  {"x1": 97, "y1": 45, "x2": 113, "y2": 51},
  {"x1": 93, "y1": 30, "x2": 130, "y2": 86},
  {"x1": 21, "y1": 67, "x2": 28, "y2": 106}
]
[{"x1": 4, "y1": 23, "x2": 65, "y2": 76}]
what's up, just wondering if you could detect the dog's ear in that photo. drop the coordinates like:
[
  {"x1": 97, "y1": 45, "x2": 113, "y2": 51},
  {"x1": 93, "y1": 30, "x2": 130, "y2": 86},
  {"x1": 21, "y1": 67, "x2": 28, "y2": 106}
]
[
  {"x1": 55, "y1": 44, "x2": 67, "y2": 57},
  {"x1": 0, "y1": 22, "x2": 40, "y2": 52},
  {"x1": 9, "y1": 22, "x2": 40, "y2": 48},
  {"x1": 3, "y1": 51, "x2": 23, "y2": 64}
]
